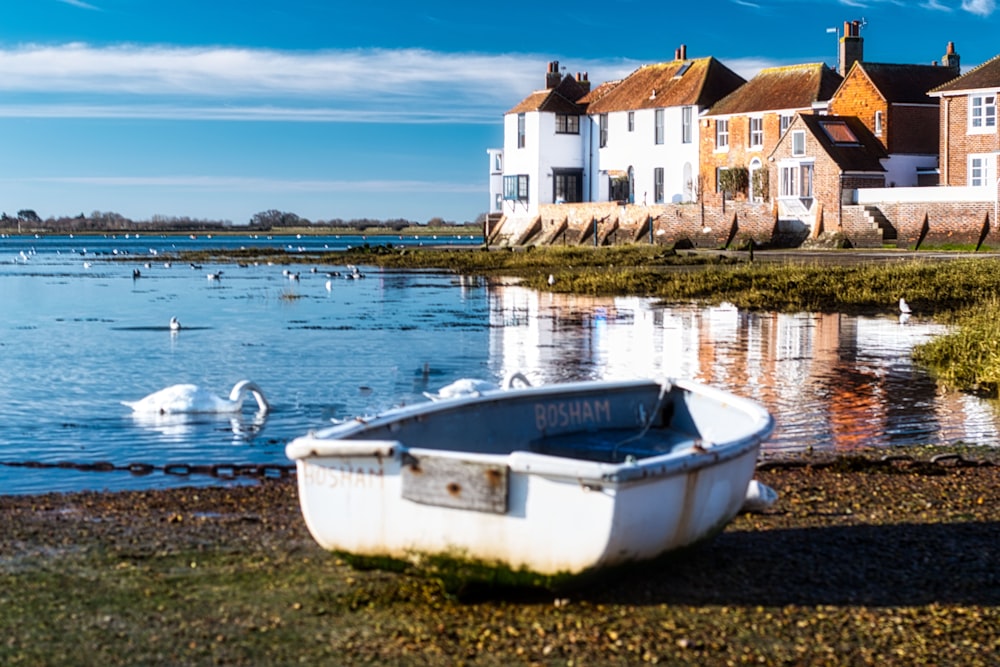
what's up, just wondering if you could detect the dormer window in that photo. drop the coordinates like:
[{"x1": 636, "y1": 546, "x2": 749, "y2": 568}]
[
  {"x1": 874, "y1": 110, "x2": 883, "y2": 137},
  {"x1": 819, "y1": 121, "x2": 859, "y2": 145}
]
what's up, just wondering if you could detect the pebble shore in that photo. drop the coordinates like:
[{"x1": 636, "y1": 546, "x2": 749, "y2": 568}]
[{"x1": 2, "y1": 453, "x2": 998, "y2": 665}]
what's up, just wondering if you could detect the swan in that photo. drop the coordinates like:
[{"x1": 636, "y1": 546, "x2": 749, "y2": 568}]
[
  {"x1": 741, "y1": 479, "x2": 779, "y2": 513},
  {"x1": 122, "y1": 380, "x2": 270, "y2": 415},
  {"x1": 424, "y1": 371, "x2": 531, "y2": 401}
]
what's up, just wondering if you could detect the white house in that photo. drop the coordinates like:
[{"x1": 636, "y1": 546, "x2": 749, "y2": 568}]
[
  {"x1": 584, "y1": 46, "x2": 745, "y2": 207},
  {"x1": 497, "y1": 62, "x2": 592, "y2": 218}
]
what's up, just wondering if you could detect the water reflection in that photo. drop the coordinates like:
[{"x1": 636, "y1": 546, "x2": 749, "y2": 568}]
[
  {"x1": 127, "y1": 410, "x2": 269, "y2": 444},
  {"x1": 487, "y1": 284, "x2": 1000, "y2": 453}
]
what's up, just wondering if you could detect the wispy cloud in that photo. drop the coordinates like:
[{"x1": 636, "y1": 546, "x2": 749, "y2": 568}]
[
  {"x1": 22, "y1": 175, "x2": 484, "y2": 194},
  {"x1": 57, "y1": 0, "x2": 101, "y2": 10},
  {"x1": 0, "y1": 44, "x2": 637, "y2": 124},
  {"x1": 922, "y1": 0, "x2": 953, "y2": 11},
  {"x1": 962, "y1": 0, "x2": 996, "y2": 15}
]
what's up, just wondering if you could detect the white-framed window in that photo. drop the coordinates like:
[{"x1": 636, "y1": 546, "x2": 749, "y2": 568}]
[
  {"x1": 517, "y1": 113, "x2": 526, "y2": 148},
  {"x1": 779, "y1": 162, "x2": 814, "y2": 199},
  {"x1": 628, "y1": 111, "x2": 635, "y2": 132},
  {"x1": 715, "y1": 119, "x2": 729, "y2": 150},
  {"x1": 503, "y1": 174, "x2": 529, "y2": 201},
  {"x1": 970, "y1": 93, "x2": 997, "y2": 133},
  {"x1": 874, "y1": 110, "x2": 884, "y2": 137},
  {"x1": 681, "y1": 106, "x2": 692, "y2": 144},
  {"x1": 791, "y1": 130, "x2": 806, "y2": 156},
  {"x1": 653, "y1": 167, "x2": 664, "y2": 203},
  {"x1": 493, "y1": 153, "x2": 502, "y2": 173},
  {"x1": 599, "y1": 113, "x2": 608, "y2": 147},
  {"x1": 654, "y1": 109, "x2": 664, "y2": 144},
  {"x1": 555, "y1": 114, "x2": 579, "y2": 134},
  {"x1": 780, "y1": 114, "x2": 793, "y2": 135},
  {"x1": 969, "y1": 154, "x2": 995, "y2": 187},
  {"x1": 749, "y1": 117, "x2": 763, "y2": 149}
]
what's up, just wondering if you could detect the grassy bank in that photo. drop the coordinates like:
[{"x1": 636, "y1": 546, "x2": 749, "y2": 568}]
[{"x1": 2, "y1": 452, "x2": 998, "y2": 666}]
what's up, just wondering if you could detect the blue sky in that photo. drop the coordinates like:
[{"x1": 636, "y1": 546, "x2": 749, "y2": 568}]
[{"x1": 0, "y1": 0, "x2": 997, "y2": 225}]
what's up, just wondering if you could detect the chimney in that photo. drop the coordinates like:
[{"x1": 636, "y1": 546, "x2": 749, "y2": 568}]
[
  {"x1": 675, "y1": 44, "x2": 687, "y2": 60},
  {"x1": 575, "y1": 71, "x2": 591, "y2": 94},
  {"x1": 838, "y1": 20, "x2": 863, "y2": 76},
  {"x1": 941, "y1": 41, "x2": 960, "y2": 73},
  {"x1": 546, "y1": 61, "x2": 561, "y2": 89}
]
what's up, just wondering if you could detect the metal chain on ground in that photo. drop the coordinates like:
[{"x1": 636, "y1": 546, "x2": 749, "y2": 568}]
[
  {"x1": 0, "y1": 460, "x2": 295, "y2": 479},
  {"x1": 756, "y1": 452, "x2": 996, "y2": 472}
]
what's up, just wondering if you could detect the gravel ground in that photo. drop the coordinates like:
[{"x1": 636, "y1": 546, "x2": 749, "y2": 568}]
[{"x1": 2, "y1": 453, "x2": 998, "y2": 665}]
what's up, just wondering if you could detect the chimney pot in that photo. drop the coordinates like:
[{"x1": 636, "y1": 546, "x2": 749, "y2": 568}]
[{"x1": 680, "y1": 44, "x2": 687, "y2": 60}]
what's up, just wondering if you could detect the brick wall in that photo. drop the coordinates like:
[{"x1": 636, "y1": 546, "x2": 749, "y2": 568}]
[
  {"x1": 494, "y1": 198, "x2": 996, "y2": 250},
  {"x1": 940, "y1": 95, "x2": 1000, "y2": 186},
  {"x1": 848, "y1": 201, "x2": 997, "y2": 247},
  {"x1": 828, "y1": 73, "x2": 886, "y2": 146}
]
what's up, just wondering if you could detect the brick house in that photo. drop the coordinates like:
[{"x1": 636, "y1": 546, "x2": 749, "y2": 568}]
[
  {"x1": 828, "y1": 53, "x2": 960, "y2": 187},
  {"x1": 769, "y1": 114, "x2": 887, "y2": 237},
  {"x1": 928, "y1": 53, "x2": 1000, "y2": 189},
  {"x1": 701, "y1": 63, "x2": 842, "y2": 207}
]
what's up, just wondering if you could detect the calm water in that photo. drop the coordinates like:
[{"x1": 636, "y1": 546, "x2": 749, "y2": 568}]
[{"x1": 2, "y1": 234, "x2": 997, "y2": 495}]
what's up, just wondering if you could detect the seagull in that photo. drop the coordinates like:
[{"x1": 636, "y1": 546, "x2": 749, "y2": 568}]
[
  {"x1": 423, "y1": 371, "x2": 531, "y2": 401},
  {"x1": 169, "y1": 316, "x2": 181, "y2": 331},
  {"x1": 122, "y1": 380, "x2": 270, "y2": 415},
  {"x1": 547, "y1": 274, "x2": 555, "y2": 286},
  {"x1": 207, "y1": 271, "x2": 223, "y2": 281},
  {"x1": 899, "y1": 298, "x2": 912, "y2": 314},
  {"x1": 132, "y1": 268, "x2": 141, "y2": 279}
]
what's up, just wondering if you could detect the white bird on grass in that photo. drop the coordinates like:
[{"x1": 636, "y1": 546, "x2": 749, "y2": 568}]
[
  {"x1": 122, "y1": 380, "x2": 270, "y2": 415},
  {"x1": 424, "y1": 371, "x2": 532, "y2": 401}
]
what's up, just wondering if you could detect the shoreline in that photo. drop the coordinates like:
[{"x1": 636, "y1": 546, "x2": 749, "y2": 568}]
[{"x1": 3, "y1": 452, "x2": 998, "y2": 665}]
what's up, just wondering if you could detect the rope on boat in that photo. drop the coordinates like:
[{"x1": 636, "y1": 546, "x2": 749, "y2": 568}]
[
  {"x1": 0, "y1": 460, "x2": 295, "y2": 479},
  {"x1": 611, "y1": 380, "x2": 673, "y2": 460}
]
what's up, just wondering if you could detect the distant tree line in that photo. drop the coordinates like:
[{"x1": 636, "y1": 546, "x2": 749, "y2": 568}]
[{"x1": 0, "y1": 209, "x2": 484, "y2": 233}]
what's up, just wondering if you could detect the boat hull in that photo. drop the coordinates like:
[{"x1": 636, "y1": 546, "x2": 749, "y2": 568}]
[{"x1": 287, "y1": 378, "x2": 774, "y2": 585}]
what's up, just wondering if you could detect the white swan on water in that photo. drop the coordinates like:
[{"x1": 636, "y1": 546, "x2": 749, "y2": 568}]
[
  {"x1": 424, "y1": 371, "x2": 532, "y2": 401},
  {"x1": 122, "y1": 380, "x2": 270, "y2": 415}
]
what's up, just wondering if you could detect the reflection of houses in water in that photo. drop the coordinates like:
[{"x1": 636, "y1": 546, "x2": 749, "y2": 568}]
[{"x1": 486, "y1": 284, "x2": 994, "y2": 452}]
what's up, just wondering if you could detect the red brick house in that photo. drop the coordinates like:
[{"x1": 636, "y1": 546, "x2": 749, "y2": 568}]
[
  {"x1": 828, "y1": 54, "x2": 960, "y2": 187},
  {"x1": 769, "y1": 114, "x2": 887, "y2": 238},
  {"x1": 929, "y1": 53, "x2": 1000, "y2": 189},
  {"x1": 701, "y1": 63, "x2": 842, "y2": 206}
]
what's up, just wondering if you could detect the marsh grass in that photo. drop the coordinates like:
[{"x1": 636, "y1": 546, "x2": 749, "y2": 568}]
[{"x1": 913, "y1": 297, "x2": 1000, "y2": 396}]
